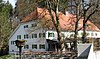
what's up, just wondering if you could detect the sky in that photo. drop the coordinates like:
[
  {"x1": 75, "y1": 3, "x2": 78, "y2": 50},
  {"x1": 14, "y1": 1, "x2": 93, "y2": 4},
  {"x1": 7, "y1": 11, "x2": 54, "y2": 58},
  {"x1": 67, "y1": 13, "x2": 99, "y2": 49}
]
[{"x1": 3, "y1": 0, "x2": 16, "y2": 8}]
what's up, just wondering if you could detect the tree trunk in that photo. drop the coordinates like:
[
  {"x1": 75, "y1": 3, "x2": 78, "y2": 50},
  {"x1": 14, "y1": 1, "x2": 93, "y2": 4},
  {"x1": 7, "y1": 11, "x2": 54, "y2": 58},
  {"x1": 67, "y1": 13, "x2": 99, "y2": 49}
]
[
  {"x1": 82, "y1": 20, "x2": 87, "y2": 43},
  {"x1": 47, "y1": 0, "x2": 66, "y2": 52},
  {"x1": 74, "y1": 21, "x2": 78, "y2": 52}
]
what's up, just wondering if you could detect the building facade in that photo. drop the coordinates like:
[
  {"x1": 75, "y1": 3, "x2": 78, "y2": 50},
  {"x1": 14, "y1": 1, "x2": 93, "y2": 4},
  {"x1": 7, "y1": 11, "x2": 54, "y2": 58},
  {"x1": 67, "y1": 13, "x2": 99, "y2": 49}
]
[{"x1": 9, "y1": 7, "x2": 100, "y2": 54}]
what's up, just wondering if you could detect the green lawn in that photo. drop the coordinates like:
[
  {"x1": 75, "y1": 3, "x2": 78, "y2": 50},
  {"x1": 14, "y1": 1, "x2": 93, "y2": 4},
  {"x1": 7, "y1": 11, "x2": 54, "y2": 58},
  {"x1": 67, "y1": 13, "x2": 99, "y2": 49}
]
[{"x1": 0, "y1": 54, "x2": 14, "y2": 59}]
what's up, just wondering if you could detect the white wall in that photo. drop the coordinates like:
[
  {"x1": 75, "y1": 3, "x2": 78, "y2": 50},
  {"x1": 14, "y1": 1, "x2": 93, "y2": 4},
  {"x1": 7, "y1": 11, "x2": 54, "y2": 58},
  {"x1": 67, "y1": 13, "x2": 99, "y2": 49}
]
[
  {"x1": 88, "y1": 44, "x2": 95, "y2": 59},
  {"x1": 93, "y1": 51, "x2": 100, "y2": 59},
  {"x1": 9, "y1": 21, "x2": 47, "y2": 54},
  {"x1": 9, "y1": 21, "x2": 100, "y2": 54},
  {"x1": 46, "y1": 30, "x2": 100, "y2": 41},
  {"x1": 77, "y1": 43, "x2": 100, "y2": 59}
]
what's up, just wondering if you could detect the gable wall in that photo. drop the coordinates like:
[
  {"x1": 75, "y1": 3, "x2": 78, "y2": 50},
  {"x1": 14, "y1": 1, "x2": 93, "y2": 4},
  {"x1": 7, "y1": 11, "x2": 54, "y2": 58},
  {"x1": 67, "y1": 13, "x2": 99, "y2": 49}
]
[{"x1": 9, "y1": 21, "x2": 47, "y2": 53}]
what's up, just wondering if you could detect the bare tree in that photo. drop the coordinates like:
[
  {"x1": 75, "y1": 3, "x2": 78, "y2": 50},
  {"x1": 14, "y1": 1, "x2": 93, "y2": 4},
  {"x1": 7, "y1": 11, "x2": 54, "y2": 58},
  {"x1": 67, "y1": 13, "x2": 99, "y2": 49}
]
[
  {"x1": 70, "y1": 0, "x2": 99, "y2": 44},
  {"x1": 73, "y1": 0, "x2": 83, "y2": 52},
  {"x1": 46, "y1": 0, "x2": 66, "y2": 52},
  {"x1": 67, "y1": 0, "x2": 99, "y2": 54},
  {"x1": 81, "y1": 0, "x2": 99, "y2": 43},
  {"x1": 67, "y1": 0, "x2": 83, "y2": 53},
  {"x1": 25, "y1": 0, "x2": 68, "y2": 52}
]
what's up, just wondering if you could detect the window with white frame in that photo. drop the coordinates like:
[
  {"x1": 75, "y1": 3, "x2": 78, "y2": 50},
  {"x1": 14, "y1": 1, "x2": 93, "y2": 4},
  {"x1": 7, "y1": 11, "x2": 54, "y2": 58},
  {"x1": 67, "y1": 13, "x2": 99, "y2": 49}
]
[
  {"x1": 39, "y1": 44, "x2": 45, "y2": 49},
  {"x1": 24, "y1": 34, "x2": 29, "y2": 39},
  {"x1": 32, "y1": 44, "x2": 37, "y2": 49},
  {"x1": 81, "y1": 32, "x2": 89, "y2": 36},
  {"x1": 61, "y1": 33, "x2": 65, "y2": 37},
  {"x1": 48, "y1": 32, "x2": 54, "y2": 37},
  {"x1": 39, "y1": 33, "x2": 45, "y2": 38},
  {"x1": 11, "y1": 41, "x2": 15, "y2": 45},
  {"x1": 43, "y1": 33, "x2": 45, "y2": 37},
  {"x1": 86, "y1": 33, "x2": 89, "y2": 36},
  {"x1": 17, "y1": 35, "x2": 21, "y2": 39},
  {"x1": 12, "y1": 50, "x2": 14, "y2": 52},
  {"x1": 91, "y1": 33, "x2": 94, "y2": 36},
  {"x1": 32, "y1": 34, "x2": 37, "y2": 38},
  {"x1": 24, "y1": 45, "x2": 29, "y2": 49},
  {"x1": 95, "y1": 33, "x2": 97, "y2": 36},
  {"x1": 39, "y1": 33, "x2": 42, "y2": 38}
]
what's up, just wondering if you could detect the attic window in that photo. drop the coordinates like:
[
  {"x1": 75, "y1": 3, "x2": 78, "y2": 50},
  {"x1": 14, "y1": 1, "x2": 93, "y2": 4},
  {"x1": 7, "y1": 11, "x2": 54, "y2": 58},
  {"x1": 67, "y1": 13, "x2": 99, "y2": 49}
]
[
  {"x1": 31, "y1": 23, "x2": 37, "y2": 27},
  {"x1": 86, "y1": 24, "x2": 91, "y2": 27},
  {"x1": 71, "y1": 24, "x2": 74, "y2": 26},
  {"x1": 24, "y1": 25, "x2": 28, "y2": 28}
]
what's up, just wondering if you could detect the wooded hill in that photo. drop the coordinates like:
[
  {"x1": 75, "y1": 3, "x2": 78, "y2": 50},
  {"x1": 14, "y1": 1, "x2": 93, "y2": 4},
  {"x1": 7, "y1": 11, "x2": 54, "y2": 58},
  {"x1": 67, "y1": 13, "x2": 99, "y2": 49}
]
[{"x1": 15, "y1": 0, "x2": 100, "y2": 29}]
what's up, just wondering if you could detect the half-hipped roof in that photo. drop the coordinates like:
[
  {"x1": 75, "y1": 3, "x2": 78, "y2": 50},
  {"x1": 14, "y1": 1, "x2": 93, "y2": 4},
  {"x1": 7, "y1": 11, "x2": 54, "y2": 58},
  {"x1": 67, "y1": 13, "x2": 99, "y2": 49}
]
[{"x1": 21, "y1": 7, "x2": 100, "y2": 32}]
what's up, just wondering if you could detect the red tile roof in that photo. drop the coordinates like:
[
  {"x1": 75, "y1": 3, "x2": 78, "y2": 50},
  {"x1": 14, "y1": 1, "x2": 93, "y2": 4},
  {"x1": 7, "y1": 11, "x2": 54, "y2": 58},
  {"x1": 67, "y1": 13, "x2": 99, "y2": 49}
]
[{"x1": 21, "y1": 7, "x2": 100, "y2": 32}]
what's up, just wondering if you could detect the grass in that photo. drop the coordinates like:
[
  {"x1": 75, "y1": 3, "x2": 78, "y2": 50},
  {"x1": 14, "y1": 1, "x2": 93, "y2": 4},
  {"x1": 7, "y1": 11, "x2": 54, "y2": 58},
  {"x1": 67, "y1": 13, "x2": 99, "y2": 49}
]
[{"x1": 0, "y1": 54, "x2": 14, "y2": 59}]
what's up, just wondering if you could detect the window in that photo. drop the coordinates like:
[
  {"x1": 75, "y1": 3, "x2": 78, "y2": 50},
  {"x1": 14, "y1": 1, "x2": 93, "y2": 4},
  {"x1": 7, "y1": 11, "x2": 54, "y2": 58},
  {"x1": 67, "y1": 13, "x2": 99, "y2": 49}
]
[
  {"x1": 31, "y1": 24, "x2": 37, "y2": 27},
  {"x1": 81, "y1": 33, "x2": 89, "y2": 36},
  {"x1": 32, "y1": 44, "x2": 37, "y2": 49},
  {"x1": 32, "y1": 34, "x2": 37, "y2": 38},
  {"x1": 86, "y1": 33, "x2": 89, "y2": 36},
  {"x1": 95, "y1": 33, "x2": 97, "y2": 36},
  {"x1": 39, "y1": 44, "x2": 45, "y2": 49},
  {"x1": 70, "y1": 34, "x2": 74, "y2": 38},
  {"x1": 11, "y1": 41, "x2": 15, "y2": 45},
  {"x1": 24, "y1": 25, "x2": 28, "y2": 28},
  {"x1": 24, "y1": 34, "x2": 29, "y2": 39},
  {"x1": 12, "y1": 50, "x2": 14, "y2": 52},
  {"x1": 48, "y1": 32, "x2": 54, "y2": 37},
  {"x1": 91, "y1": 33, "x2": 94, "y2": 36},
  {"x1": 61, "y1": 33, "x2": 65, "y2": 37},
  {"x1": 43, "y1": 33, "x2": 45, "y2": 37},
  {"x1": 39, "y1": 33, "x2": 42, "y2": 38},
  {"x1": 17, "y1": 35, "x2": 21, "y2": 39},
  {"x1": 39, "y1": 33, "x2": 45, "y2": 38},
  {"x1": 24, "y1": 45, "x2": 29, "y2": 49}
]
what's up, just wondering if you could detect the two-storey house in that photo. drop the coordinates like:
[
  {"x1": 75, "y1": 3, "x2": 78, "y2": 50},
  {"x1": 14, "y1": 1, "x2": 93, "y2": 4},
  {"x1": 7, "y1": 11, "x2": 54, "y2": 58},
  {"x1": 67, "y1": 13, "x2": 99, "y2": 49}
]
[{"x1": 9, "y1": 7, "x2": 100, "y2": 54}]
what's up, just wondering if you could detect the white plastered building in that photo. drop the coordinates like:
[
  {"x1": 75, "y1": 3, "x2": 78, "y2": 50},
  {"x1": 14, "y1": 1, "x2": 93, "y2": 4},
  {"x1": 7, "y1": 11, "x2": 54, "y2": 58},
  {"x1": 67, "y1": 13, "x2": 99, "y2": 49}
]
[{"x1": 9, "y1": 7, "x2": 100, "y2": 54}]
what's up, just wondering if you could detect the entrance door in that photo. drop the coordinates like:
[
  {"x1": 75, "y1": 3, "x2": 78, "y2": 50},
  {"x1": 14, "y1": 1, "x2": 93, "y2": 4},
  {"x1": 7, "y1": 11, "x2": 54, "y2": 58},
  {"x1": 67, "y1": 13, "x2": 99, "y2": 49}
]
[{"x1": 48, "y1": 44, "x2": 56, "y2": 51}]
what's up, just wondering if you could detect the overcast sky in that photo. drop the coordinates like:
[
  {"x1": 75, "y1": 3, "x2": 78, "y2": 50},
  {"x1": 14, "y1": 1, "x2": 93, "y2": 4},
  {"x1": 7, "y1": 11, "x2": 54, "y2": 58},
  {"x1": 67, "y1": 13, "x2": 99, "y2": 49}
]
[{"x1": 3, "y1": 0, "x2": 16, "y2": 8}]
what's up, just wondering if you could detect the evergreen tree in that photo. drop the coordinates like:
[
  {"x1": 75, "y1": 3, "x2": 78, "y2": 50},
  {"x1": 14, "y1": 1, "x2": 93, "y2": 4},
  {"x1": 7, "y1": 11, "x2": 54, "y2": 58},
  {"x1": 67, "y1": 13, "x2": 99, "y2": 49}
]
[{"x1": 0, "y1": 0, "x2": 12, "y2": 55}]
